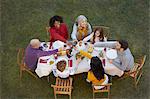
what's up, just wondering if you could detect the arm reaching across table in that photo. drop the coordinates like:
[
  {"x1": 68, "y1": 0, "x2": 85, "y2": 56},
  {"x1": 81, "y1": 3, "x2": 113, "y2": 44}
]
[
  {"x1": 94, "y1": 41, "x2": 117, "y2": 48},
  {"x1": 79, "y1": 50, "x2": 93, "y2": 59}
]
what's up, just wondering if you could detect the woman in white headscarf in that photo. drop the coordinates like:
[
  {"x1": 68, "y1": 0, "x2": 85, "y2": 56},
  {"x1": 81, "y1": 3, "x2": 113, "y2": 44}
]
[{"x1": 71, "y1": 15, "x2": 92, "y2": 41}]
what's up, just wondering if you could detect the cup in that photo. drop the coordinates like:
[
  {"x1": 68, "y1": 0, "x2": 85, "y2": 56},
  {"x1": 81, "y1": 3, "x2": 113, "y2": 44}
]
[
  {"x1": 64, "y1": 44, "x2": 67, "y2": 47},
  {"x1": 104, "y1": 48, "x2": 106, "y2": 52},
  {"x1": 69, "y1": 60, "x2": 73, "y2": 67},
  {"x1": 40, "y1": 59, "x2": 47, "y2": 63},
  {"x1": 102, "y1": 59, "x2": 105, "y2": 66},
  {"x1": 84, "y1": 42, "x2": 87, "y2": 45},
  {"x1": 49, "y1": 42, "x2": 54, "y2": 49},
  {"x1": 54, "y1": 54, "x2": 58, "y2": 59}
]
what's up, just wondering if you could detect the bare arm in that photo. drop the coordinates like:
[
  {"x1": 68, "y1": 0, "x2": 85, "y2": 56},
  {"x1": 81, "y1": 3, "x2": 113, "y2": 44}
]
[{"x1": 83, "y1": 32, "x2": 94, "y2": 42}]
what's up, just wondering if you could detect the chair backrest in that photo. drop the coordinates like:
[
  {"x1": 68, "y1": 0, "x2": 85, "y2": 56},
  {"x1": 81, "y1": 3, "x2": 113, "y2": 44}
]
[
  {"x1": 92, "y1": 25, "x2": 110, "y2": 38},
  {"x1": 92, "y1": 83, "x2": 112, "y2": 99},
  {"x1": 129, "y1": 63, "x2": 140, "y2": 77},
  {"x1": 130, "y1": 55, "x2": 146, "y2": 77},
  {"x1": 52, "y1": 77, "x2": 73, "y2": 94},
  {"x1": 136, "y1": 55, "x2": 146, "y2": 69},
  {"x1": 92, "y1": 83, "x2": 112, "y2": 91},
  {"x1": 17, "y1": 48, "x2": 26, "y2": 69}
]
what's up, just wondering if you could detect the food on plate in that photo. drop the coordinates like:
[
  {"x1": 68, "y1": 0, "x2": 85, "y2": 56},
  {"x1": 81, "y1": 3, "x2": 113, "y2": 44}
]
[
  {"x1": 79, "y1": 41, "x2": 82, "y2": 46},
  {"x1": 56, "y1": 60, "x2": 67, "y2": 72},
  {"x1": 75, "y1": 52, "x2": 84, "y2": 60},
  {"x1": 87, "y1": 44, "x2": 93, "y2": 53},
  {"x1": 61, "y1": 51, "x2": 66, "y2": 56},
  {"x1": 49, "y1": 61, "x2": 54, "y2": 65},
  {"x1": 57, "y1": 51, "x2": 66, "y2": 56},
  {"x1": 99, "y1": 51, "x2": 104, "y2": 58},
  {"x1": 76, "y1": 41, "x2": 86, "y2": 50}
]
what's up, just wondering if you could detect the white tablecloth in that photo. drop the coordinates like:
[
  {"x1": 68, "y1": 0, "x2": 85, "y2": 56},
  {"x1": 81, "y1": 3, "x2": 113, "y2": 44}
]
[
  {"x1": 35, "y1": 56, "x2": 54, "y2": 77},
  {"x1": 35, "y1": 52, "x2": 90, "y2": 78},
  {"x1": 35, "y1": 41, "x2": 123, "y2": 78}
]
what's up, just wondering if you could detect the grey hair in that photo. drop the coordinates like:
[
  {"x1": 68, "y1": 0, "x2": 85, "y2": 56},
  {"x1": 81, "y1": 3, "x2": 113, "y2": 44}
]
[
  {"x1": 76, "y1": 15, "x2": 87, "y2": 23},
  {"x1": 30, "y1": 39, "x2": 40, "y2": 47}
]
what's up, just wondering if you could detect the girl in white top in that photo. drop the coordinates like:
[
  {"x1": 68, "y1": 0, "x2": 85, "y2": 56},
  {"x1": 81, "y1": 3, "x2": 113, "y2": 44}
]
[
  {"x1": 83, "y1": 27, "x2": 107, "y2": 44},
  {"x1": 71, "y1": 15, "x2": 92, "y2": 41}
]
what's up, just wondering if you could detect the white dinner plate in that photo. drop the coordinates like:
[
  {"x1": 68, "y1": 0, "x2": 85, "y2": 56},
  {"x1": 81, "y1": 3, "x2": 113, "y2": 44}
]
[
  {"x1": 106, "y1": 49, "x2": 117, "y2": 59},
  {"x1": 52, "y1": 40, "x2": 65, "y2": 49},
  {"x1": 76, "y1": 41, "x2": 86, "y2": 50},
  {"x1": 55, "y1": 56, "x2": 69, "y2": 69}
]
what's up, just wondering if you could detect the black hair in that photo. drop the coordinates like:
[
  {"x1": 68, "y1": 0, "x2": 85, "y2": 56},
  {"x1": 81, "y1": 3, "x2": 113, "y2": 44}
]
[
  {"x1": 90, "y1": 56, "x2": 105, "y2": 80},
  {"x1": 49, "y1": 15, "x2": 63, "y2": 27},
  {"x1": 118, "y1": 40, "x2": 128, "y2": 50}
]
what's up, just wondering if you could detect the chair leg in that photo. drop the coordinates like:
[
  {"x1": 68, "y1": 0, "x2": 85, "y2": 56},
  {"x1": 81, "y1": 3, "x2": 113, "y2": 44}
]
[
  {"x1": 20, "y1": 69, "x2": 22, "y2": 80},
  {"x1": 47, "y1": 76, "x2": 50, "y2": 82},
  {"x1": 118, "y1": 73, "x2": 129, "y2": 80},
  {"x1": 136, "y1": 71, "x2": 143, "y2": 87},
  {"x1": 93, "y1": 92, "x2": 95, "y2": 99},
  {"x1": 19, "y1": 70, "x2": 22, "y2": 87},
  {"x1": 54, "y1": 94, "x2": 57, "y2": 99},
  {"x1": 134, "y1": 77, "x2": 137, "y2": 88},
  {"x1": 69, "y1": 94, "x2": 71, "y2": 99},
  {"x1": 108, "y1": 91, "x2": 110, "y2": 99}
]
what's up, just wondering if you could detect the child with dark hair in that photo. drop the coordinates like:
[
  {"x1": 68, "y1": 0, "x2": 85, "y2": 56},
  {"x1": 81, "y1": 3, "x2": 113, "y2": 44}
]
[
  {"x1": 83, "y1": 27, "x2": 107, "y2": 44},
  {"x1": 86, "y1": 56, "x2": 109, "y2": 89},
  {"x1": 49, "y1": 15, "x2": 69, "y2": 43}
]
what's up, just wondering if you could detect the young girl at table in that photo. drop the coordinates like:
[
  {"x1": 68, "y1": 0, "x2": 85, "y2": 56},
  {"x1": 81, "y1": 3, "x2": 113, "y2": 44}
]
[
  {"x1": 86, "y1": 56, "x2": 109, "y2": 89},
  {"x1": 83, "y1": 27, "x2": 107, "y2": 44}
]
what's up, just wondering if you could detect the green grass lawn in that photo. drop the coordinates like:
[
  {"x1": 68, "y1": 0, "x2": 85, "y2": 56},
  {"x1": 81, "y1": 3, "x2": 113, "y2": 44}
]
[{"x1": 1, "y1": 0, "x2": 150, "y2": 99}]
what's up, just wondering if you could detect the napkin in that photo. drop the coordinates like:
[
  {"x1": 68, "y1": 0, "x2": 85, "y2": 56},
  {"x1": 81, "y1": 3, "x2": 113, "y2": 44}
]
[{"x1": 39, "y1": 59, "x2": 47, "y2": 63}]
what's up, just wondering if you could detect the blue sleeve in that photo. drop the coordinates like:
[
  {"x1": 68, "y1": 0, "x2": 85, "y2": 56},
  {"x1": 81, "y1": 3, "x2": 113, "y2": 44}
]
[
  {"x1": 94, "y1": 42, "x2": 117, "y2": 48},
  {"x1": 112, "y1": 55, "x2": 129, "y2": 71}
]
